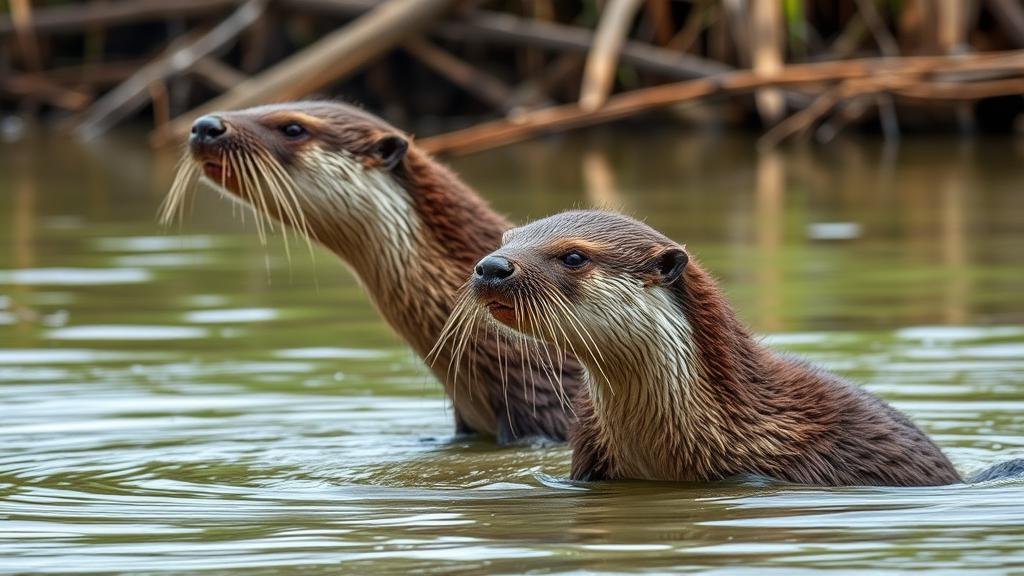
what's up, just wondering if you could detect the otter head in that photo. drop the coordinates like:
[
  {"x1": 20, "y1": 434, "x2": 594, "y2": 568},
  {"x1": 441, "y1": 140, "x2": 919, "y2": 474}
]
[
  {"x1": 466, "y1": 210, "x2": 689, "y2": 356},
  {"x1": 162, "y1": 101, "x2": 415, "y2": 258}
]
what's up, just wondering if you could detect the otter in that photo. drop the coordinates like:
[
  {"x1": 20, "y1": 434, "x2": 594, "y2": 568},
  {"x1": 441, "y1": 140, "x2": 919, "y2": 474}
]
[
  {"x1": 161, "y1": 101, "x2": 582, "y2": 443},
  {"x1": 454, "y1": 210, "x2": 1023, "y2": 486}
]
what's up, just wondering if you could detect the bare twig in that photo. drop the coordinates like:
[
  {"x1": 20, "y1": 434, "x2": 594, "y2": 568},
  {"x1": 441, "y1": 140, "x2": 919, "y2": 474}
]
[
  {"x1": 0, "y1": 0, "x2": 240, "y2": 36},
  {"x1": 668, "y1": 0, "x2": 714, "y2": 52},
  {"x1": 403, "y1": 37, "x2": 515, "y2": 113},
  {"x1": 9, "y1": 0, "x2": 42, "y2": 71},
  {"x1": 854, "y1": 0, "x2": 900, "y2": 56},
  {"x1": 894, "y1": 77, "x2": 1024, "y2": 99},
  {"x1": 751, "y1": 0, "x2": 786, "y2": 125},
  {"x1": 507, "y1": 53, "x2": 582, "y2": 111},
  {"x1": 282, "y1": 0, "x2": 732, "y2": 80},
  {"x1": 76, "y1": 0, "x2": 266, "y2": 139},
  {"x1": 644, "y1": 0, "x2": 674, "y2": 46},
  {"x1": 155, "y1": 0, "x2": 459, "y2": 146},
  {"x1": 419, "y1": 51, "x2": 1024, "y2": 156},
  {"x1": 148, "y1": 81, "x2": 171, "y2": 130},
  {"x1": 191, "y1": 57, "x2": 248, "y2": 92},
  {"x1": 987, "y1": 0, "x2": 1024, "y2": 48},
  {"x1": 1, "y1": 75, "x2": 91, "y2": 111},
  {"x1": 758, "y1": 86, "x2": 846, "y2": 150},
  {"x1": 580, "y1": 0, "x2": 644, "y2": 111},
  {"x1": 876, "y1": 94, "x2": 900, "y2": 141}
]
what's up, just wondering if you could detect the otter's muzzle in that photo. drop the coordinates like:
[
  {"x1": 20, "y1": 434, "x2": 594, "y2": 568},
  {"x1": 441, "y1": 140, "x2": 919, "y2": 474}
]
[
  {"x1": 474, "y1": 255, "x2": 515, "y2": 283},
  {"x1": 190, "y1": 115, "x2": 227, "y2": 145}
]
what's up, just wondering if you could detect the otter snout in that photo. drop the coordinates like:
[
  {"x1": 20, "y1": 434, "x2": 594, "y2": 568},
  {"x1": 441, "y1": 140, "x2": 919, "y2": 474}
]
[
  {"x1": 472, "y1": 254, "x2": 519, "y2": 327},
  {"x1": 475, "y1": 255, "x2": 515, "y2": 282},
  {"x1": 188, "y1": 115, "x2": 233, "y2": 182},
  {"x1": 190, "y1": 115, "x2": 227, "y2": 145}
]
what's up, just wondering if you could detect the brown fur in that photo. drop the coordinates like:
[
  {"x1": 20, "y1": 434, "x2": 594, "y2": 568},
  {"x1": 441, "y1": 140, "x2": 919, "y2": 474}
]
[
  {"x1": 180, "y1": 101, "x2": 582, "y2": 443},
  {"x1": 471, "y1": 210, "x2": 964, "y2": 486}
]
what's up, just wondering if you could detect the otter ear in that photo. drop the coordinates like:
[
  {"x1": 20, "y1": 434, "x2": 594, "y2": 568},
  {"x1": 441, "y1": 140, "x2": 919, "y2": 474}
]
[
  {"x1": 372, "y1": 135, "x2": 408, "y2": 170},
  {"x1": 655, "y1": 247, "x2": 688, "y2": 286}
]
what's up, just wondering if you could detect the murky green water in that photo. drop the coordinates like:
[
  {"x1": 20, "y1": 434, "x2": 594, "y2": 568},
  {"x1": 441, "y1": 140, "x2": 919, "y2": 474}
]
[{"x1": 2, "y1": 128, "x2": 1023, "y2": 574}]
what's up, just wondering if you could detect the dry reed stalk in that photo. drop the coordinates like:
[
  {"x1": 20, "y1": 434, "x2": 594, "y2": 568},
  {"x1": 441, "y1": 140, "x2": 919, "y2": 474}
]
[
  {"x1": 751, "y1": 0, "x2": 785, "y2": 125},
  {"x1": 155, "y1": 0, "x2": 459, "y2": 146},
  {"x1": 419, "y1": 50, "x2": 1024, "y2": 156},
  {"x1": 403, "y1": 37, "x2": 515, "y2": 113},
  {"x1": 580, "y1": 0, "x2": 645, "y2": 111}
]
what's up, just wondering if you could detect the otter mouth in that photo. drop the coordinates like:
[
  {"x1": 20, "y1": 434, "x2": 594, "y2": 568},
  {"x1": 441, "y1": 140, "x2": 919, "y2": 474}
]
[
  {"x1": 201, "y1": 161, "x2": 224, "y2": 181},
  {"x1": 191, "y1": 154, "x2": 239, "y2": 194},
  {"x1": 485, "y1": 299, "x2": 517, "y2": 326}
]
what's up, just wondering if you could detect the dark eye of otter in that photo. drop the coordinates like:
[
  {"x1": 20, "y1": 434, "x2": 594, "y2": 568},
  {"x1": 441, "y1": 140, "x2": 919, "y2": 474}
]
[
  {"x1": 560, "y1": 251, "x2": 588, "y2": 268},
  {"x1": 280, "y1": 123, "x2": 306, "y2": 139}
]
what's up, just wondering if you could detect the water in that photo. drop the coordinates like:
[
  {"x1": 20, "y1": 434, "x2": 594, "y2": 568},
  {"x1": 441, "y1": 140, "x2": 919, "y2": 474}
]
[{"x1": 2, "y1": 128, "x2": 1023, "y2": 574}]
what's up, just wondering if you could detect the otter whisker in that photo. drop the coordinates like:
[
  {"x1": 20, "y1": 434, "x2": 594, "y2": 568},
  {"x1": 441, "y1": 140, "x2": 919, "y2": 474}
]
[
  {"x1": 159, "y1": 151, "x2": 199, "y2": 227},
  {"x1": 513, "y1": 293, "x2": 538, "y2": 417},
  {"x1": 255, "y1": 152, "x2": 308, "y2": 268},
  {"x1": 520, "y1": 292, "x2": 550, "y2": 414},
  {"x1": 224, "y1": 151, "x2": 247, "y2": 227},
  {"x1": 427, "y1": 286, "x2": 475, "y2": 364},
  {"x1": 447, "y1": 299, "x2": 480, "y2": 398},
  {"x1": 236, "y1": 150, "x2": 273, "y2": 246},
  {"x1": 494, "y1": 326, "x2": 516, "y2": 440},
  {"x1": 537, "y1": 277, "x2": 612, "y2": 390},
  {"x1": 461, "y1": 311, "x2": 486, "y2": 403},
  {"x1": 444, "y1": 302, "x2": 470, "y2": 404},
  {"x1": 227, "y1": 151, "x2": 262, "y2": 244},
  {"x1": 264, "y1": 162, "x2": 311, "y2": 257},
  {"x1": 529, "y1": 295, "x2": 576, "y2": 414},
  {"x1": 240, "y1": 151, "x2": 273, "y2": 247},
  {"x1": 242, "y1": 153, "x2": 290, "y2": 259},
  {"x1": 531, "y1": 295, "x2": 576, "y2": 414},
  {"x1": 432, "y1": 289, "x2": 474, "y2": 360},
  {"x1": 467, "y1": 311, "x2": 484, "y2": 404},
  {"x1": 439, "y1": 301, "x2": 471, "y2": 377},
  {"x1": 257, "y1": 149, "x2": 317, "y2": 256}
]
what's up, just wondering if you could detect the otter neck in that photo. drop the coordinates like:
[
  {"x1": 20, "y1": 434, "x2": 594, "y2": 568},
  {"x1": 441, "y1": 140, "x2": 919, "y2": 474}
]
[
  {"x1": 305, "y1": 147, "x2": 508, "y2": 363},
  {"x1": 582, "y1": 265, "x2": 796, "y2": 480}
]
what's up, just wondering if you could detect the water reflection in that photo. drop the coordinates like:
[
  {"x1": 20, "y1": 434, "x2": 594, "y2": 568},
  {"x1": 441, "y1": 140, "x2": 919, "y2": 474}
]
[{"x1": 0, "y1": 129, "x2": 1022, "y2": 574}]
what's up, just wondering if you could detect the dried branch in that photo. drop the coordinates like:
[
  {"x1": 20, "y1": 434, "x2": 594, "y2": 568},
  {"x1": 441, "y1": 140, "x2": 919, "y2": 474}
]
[
  {"x1": 1, "y1": 75, "x2": 91, "y2": 111},
  {"x1": 403, "y1": 37, "x2": 515, "y2": 113},
  {"x1": 76, "y1": 0, "x2": 267, "y2": 139},
  {"x1": 155, "y1": 0, "x2": 460, "y2": 146},
  {"x1": 854, "y1": 0, "x2": 900, "y2": 56},
  {"x1": 191, "y1": 58, "x2": 247, "y2": 92},
  {"x1": 419, "y1": 51, "x2": 1024, "y2": 156},
  {"x1": 282, "y1": 0, "x2": 732, "y2": 80},
  {"x1": 751, "y1": 0, "x2": 786, "y2": 125},
  {"x1": 580, "y1": 0, "x2": 644, "y2": 111},
  {"x1": 987, "y1": 0, "x2": 1024, "y2": 48},
  {"x1": 0, "y1": 0, "x2": 241, "y2": 36}
]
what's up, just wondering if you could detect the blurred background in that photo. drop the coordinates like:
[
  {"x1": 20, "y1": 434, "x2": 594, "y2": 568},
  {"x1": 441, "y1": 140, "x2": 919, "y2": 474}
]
[
  {"x1": 2, "y1": 1, "x2": 1024, "y2": 575},
  {"x1": 2, "y1": 0, "x2": 1024, "y2": 142}
]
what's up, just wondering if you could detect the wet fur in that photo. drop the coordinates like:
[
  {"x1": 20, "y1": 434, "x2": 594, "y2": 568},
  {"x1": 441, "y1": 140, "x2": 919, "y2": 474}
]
[
  {"x1": 473, "y1": 211, "x2": 973, "y2": 486},
  {"x1": 163, "y1": 101, "x2": 582, "y2": 442}
]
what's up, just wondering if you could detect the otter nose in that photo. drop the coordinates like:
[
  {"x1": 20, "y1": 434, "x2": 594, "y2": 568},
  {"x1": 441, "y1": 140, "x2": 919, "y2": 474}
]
[
  {"x1": 190, "y1": 115, "x2": 226, "y2": 144},
  {"x1": 475, "y1": 255, "x2": 515, "y2": 282}
]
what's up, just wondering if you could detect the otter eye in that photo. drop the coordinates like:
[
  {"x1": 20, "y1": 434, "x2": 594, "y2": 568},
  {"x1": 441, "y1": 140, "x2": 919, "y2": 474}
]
[
  {"x1": 560, "y1": 251, "x2": 588, "y2": 268},
  {"x1": 280, "y1": 123, "x2": 306, "y2": 139}
]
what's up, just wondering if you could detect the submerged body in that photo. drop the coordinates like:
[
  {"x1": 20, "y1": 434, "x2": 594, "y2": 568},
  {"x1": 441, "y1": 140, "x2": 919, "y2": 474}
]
[
  {"x1": 163, "y1": 102, "x2": 581, "y2": 443},
  {"x1": 459, "y1": 210, "x2": 969, "y2": 486}
]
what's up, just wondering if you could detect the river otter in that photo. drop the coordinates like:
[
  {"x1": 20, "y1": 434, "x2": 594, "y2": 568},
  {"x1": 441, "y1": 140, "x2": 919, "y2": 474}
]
[
  {"x1": 161, "y1": 101, "x2": 582, "y2": 443},
  {"x1": 455, "y1": 210, "x2": 1021, "y2": 486}
]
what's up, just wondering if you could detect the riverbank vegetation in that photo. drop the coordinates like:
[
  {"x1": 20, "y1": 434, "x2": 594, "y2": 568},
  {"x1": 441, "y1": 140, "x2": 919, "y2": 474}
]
[{"x1": 2, "y1": 0, "x2": 1023, "y2": 153}]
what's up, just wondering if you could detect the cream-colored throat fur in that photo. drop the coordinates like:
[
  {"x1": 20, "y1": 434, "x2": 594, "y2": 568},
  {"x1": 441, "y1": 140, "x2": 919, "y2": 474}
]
[{"x1": 578, "y1": 277, "x2": 709, "y2": 480}]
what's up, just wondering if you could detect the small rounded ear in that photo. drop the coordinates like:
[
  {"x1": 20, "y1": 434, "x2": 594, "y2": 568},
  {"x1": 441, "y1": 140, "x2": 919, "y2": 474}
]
[
  {"x1": 656, "y1": 247, "x2": 688, "y2": 285},
  {"x1": 373, "y1": 134, "x2": 408, "y2": 170}
]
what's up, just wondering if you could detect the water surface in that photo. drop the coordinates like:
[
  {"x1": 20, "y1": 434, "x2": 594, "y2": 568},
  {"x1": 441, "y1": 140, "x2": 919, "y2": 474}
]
[{"x1": 1, "y1": 128, "x2": 1023, "y2": 574}]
